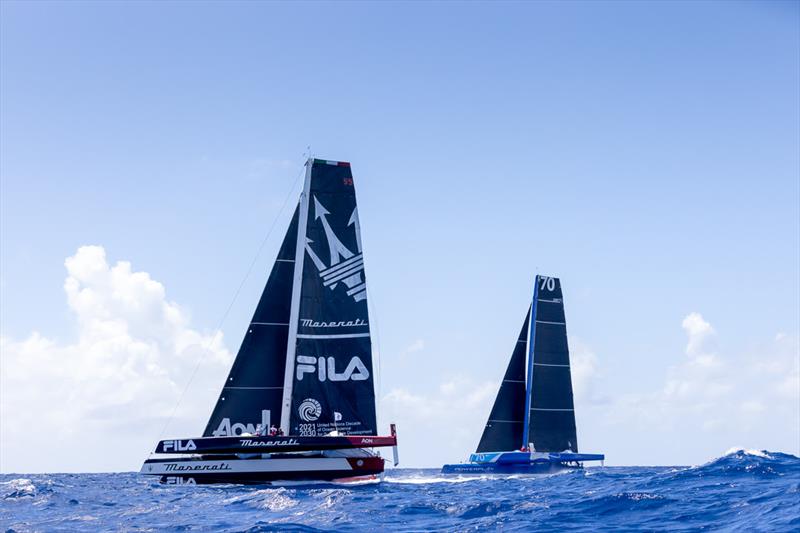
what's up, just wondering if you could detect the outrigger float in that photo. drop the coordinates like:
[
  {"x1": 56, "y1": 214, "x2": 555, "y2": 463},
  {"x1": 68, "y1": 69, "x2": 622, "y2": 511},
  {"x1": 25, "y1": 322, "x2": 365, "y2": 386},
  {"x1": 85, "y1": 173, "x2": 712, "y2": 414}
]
[
  {"x1": 142, "y1": 158, "x2": 399, "y2": 485},
  {"x1": 442, "y1": 275, "x2": 604, "y2": 475}
]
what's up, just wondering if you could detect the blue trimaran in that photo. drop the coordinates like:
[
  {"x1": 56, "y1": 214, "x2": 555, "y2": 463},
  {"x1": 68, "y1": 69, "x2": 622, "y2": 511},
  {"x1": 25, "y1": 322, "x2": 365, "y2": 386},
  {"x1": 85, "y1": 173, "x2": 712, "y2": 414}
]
[{"x1": 442, "y1": 275, "x2": 604, "y2": 474}]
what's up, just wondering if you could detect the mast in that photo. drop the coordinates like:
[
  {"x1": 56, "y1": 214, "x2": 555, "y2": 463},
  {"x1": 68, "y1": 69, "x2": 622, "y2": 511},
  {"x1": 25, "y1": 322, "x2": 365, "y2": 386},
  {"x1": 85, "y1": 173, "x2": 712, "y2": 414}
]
[
  {"x1": 280, "y1": 158, "x2": 313, "y2": 434},
  {"x1": 526, "y1": 275, "x2": 578, "y2": 452},
  {"x1": 521, "y1": 275, "x2": 539, "y2": 449}
]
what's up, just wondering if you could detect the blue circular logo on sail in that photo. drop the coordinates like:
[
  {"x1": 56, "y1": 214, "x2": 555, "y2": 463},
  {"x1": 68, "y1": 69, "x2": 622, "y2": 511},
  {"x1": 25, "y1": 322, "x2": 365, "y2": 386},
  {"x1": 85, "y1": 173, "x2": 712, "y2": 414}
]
[{"x1": 298, "y1": 398, "x2": 322, "y2": 422}]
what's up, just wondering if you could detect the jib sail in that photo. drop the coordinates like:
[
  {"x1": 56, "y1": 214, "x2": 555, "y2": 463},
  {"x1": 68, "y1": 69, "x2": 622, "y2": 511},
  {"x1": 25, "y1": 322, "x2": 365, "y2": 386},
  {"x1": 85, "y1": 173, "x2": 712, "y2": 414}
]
[
  {"x1": 202, "y1": 207, "x2": 299, "y2": 437},
  {"x1": 476, "y1": 309, "x2": 531, "y2": 453},
  {"x1": 280, "y1": 159, "x2": 377, "y2": 436},
  {"x1": 526, "y1": 275, "x2": 578, "y2": 452}
]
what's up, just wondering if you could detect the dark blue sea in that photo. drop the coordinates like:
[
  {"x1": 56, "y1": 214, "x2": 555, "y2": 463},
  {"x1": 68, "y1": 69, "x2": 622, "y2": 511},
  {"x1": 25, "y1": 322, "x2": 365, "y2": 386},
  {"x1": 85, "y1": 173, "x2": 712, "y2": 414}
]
[{"x1": 2, "y1": 450, "x2": 798, "y2": 532}]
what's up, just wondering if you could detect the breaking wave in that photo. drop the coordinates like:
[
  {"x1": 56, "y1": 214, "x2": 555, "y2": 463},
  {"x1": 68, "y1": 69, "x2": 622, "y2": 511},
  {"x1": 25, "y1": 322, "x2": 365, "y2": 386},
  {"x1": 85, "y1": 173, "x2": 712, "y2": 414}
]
[{"x1": 2, "y1": 451, "x2": 798, "y2": 531}]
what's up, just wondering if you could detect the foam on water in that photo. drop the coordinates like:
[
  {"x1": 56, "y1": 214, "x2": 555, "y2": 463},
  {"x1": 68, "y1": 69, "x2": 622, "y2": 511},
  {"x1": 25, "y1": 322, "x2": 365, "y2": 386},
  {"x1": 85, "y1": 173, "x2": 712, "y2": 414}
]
[
  {"x1": 384, "y1": 473, "x2": 491, "y2": 484},
  {"x1": 723, "y1": 447, "x2": 772, "y2": 458},
  {"x1": 2, "y1": 451, "x2": 798, "y2": 531},
  {"x1": 1, "y1": 479, "x2": 36, "y2": 500}
]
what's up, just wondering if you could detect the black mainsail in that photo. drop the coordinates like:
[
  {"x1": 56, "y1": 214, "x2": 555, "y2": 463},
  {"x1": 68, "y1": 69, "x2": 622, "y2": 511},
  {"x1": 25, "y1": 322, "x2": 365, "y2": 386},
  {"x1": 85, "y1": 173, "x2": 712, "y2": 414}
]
[
  {"x1": 477, "y1": 275, "x2": 578, "y2": 453},
  {"x1": 203, "y1": 207, "x2": 299, "y2": 437},
  {"x1": 281, "y1": 159, "x2": 376, "y2": 437},
  {"x1": 527, "y1": 275, "x2": 578, "y2": 452}
]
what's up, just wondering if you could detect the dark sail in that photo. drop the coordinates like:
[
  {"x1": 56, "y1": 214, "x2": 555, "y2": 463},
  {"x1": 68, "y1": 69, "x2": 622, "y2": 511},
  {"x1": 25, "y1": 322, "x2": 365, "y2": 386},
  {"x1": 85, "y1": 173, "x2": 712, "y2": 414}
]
[
  {"x1": 203, "y1": 206, "x2": 299, "y2": 437},
  {"x1": 476, "y1": 309, "x2": 531, "y2": 453},
  {"x1": 527, "y1": 275, "x2": 578, "y2": 452},
  {"x1": 285, "y1": 159, "x2": 376, "y2": 436}
]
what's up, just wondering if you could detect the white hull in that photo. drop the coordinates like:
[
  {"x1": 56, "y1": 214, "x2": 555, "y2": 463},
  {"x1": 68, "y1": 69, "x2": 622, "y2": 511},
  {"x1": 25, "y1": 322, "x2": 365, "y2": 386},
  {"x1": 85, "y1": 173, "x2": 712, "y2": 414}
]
[{"x1": 140, "y1": 453, "x2": 385, "y2": 485}]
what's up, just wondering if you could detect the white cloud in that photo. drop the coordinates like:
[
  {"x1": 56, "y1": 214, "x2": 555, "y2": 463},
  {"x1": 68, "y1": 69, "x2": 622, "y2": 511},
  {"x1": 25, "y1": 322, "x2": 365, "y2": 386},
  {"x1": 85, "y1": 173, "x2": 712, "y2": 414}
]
[
  {"x1": 0, "y1": 246, "x2": 231, "y2": 473},
  {"x1": 406, "y1": 339, "x2": 425, "y2": 354},
  {"x1": 384, "y1": 313, "x2": 799, "y2": 467},
  {"x1": 587, "y1": 312, "x2": 800, "y2": 464},
  {"x1": 381, "y1": 375, "x2": 497, "y2": 467},
  {"x1": 3, "y1": 249, "x2": 797, "y2": 472},
  {"x1": 569, "y1": 337, "x2": 600, "y2": 403},
  {"x1": 394, "y1": 338, "x2": 426, "y2": 363},
  {"x1": 380, "y1": 337, "x2": 604, "y2": 468},
  {"x1": 682, "y1": 311, "x2": 715, "y2": 357}
]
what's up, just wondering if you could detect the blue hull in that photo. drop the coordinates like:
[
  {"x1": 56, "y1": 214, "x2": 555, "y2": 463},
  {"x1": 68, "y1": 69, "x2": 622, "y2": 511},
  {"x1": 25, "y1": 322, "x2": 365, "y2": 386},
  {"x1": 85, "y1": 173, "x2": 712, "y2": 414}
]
[
  {"x1": 441, "y1": 451, "x2": 604, "y2": 475},
  {"x1": 441, "y1": 462, "x2": 579, "y2": 475}
]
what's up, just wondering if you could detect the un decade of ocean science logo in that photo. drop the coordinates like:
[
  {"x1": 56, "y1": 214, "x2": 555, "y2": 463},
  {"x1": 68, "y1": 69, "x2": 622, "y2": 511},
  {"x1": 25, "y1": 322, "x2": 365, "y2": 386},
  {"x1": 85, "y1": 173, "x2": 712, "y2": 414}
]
[{"x1": 298, "y1": 398, "x2": 322, "y2": 421}]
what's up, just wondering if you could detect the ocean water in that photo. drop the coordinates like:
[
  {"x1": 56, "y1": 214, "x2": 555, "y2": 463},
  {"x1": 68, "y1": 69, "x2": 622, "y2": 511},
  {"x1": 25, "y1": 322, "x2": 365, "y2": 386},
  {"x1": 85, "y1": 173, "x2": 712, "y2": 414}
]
[{"x1": 2, "y1": 450, "x2": 798, "y2": 532}]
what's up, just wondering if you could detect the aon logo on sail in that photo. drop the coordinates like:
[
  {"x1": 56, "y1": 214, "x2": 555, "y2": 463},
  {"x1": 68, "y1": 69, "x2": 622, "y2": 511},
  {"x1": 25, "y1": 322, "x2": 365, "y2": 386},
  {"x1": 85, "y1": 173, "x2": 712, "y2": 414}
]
[
  {"x1": 296, "y1": 355, "x2": 369, "y2": 382},
  {"x1": 212, "y1": 409, "x2": 270, "y2": 437}
]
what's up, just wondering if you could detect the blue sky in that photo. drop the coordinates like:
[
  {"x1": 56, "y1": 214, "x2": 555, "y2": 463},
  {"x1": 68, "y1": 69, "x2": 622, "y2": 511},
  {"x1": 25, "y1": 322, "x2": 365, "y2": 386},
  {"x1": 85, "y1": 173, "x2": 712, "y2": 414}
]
[{"x1": 1, "y1": 1, "x2": 798, "y2": 472}]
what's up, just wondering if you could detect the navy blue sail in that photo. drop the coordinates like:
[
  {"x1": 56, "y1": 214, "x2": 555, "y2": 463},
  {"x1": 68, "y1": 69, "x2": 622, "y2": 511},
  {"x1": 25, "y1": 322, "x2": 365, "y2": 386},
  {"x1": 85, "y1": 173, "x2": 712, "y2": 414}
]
[
  {"x1": 203, "y1": 206, "x2": 299, "y2": 437},
  {"x1": 441, "y1": 275, "x2": 602, "y2": 475},
  {"x1": 281, "y1": 159, "x2": 376, "y2": 437},
  {"x1": 527, "y1": 275, "x2": 578, "y2": 452},
  {"x1": 476, "y1": 309, "x2": 530, "y2": 453}
]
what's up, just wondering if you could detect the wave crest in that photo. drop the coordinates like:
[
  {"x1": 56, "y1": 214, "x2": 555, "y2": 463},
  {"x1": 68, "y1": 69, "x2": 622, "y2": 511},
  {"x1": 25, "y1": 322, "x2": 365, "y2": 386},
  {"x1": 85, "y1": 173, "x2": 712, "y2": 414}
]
[{"x1": 1, "y1": 478, "x2": 37, "y2": 499}]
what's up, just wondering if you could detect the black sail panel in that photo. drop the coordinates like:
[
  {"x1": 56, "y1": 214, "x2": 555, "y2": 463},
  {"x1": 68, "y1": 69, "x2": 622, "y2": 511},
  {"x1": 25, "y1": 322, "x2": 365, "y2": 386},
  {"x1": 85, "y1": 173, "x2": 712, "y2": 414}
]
[
  {"x1": 289, "y1": 160, "x2": 376, "y2": 436},
  {"x1": 202, "y1": 206, "x2": 299, "y2": 437},
  {"x1": 476, "y1": 309, "x2": 530, "y2": 453},
  {"x1": 528, "y1": 276, "x2": 578, "y2": 452}
]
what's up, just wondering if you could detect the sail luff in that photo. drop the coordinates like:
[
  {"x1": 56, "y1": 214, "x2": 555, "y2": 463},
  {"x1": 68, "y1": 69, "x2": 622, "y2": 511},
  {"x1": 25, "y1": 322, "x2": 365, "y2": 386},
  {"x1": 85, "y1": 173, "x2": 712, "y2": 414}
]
[
  {"x1": 521, "y1": 277, "x2": 539, "y2": 449},
  {"x1": 280, "y1": 159, "x2": 314, "y2": 434}
]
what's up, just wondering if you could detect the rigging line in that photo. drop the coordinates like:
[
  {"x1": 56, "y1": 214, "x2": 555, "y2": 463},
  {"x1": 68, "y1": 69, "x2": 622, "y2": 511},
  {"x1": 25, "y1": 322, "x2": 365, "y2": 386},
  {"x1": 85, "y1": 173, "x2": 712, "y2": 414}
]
[{"x1": 151, "y1": 150, "x2": 309, "y2": 447}]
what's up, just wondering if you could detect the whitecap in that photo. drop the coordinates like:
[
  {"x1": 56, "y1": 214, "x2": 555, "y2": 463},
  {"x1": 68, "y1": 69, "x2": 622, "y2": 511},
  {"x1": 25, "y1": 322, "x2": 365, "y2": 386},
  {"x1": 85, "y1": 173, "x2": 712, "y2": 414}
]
[
  {"x1": 723, "y1": 448, "x2": 772, "y2": 459},
  {"x1": 225, "y1": 487, "x2": 299, "y2": 512},
  {"x1": 385, "y1": 474, "x2": 491, "y2": 484},
  {"x1": 1, "y1": 478, "x2": 37, "y2": 499}
]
